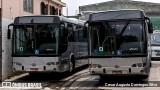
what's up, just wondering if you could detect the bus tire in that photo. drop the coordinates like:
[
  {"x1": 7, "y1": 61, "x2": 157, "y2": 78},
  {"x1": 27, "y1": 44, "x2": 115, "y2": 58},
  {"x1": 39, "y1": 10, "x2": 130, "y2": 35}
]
[
  {"x1": 141, "y1": 75, "x2": 149, "y2": 79},
  {"x1": 29, "y1": 72, "x2": 38, "y2": 76},
  {"x1": 99, "y1": 75, "x2": 106, "y2": 80}
]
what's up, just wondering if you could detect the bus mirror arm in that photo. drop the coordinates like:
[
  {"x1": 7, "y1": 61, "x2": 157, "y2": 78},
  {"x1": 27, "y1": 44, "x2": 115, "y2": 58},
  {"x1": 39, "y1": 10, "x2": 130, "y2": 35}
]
[
  {"x1": 148, "y1": 22, "x2": 153, "y2": 33},
  {"x1": 145, "y1": 17, "x2": 153, "y2": 33},
  {"x1": 7, "y1": 29, "x2": 11, "y2": 39},
  {"x1": 7, "y1": 23, "x2": 14, "y2": 39}
]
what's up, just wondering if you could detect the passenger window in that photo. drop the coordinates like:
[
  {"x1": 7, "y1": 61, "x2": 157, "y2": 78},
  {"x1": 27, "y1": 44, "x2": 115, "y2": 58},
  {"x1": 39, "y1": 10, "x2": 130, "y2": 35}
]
[
  {"x1": 67, "y1": 24, "x2": 74, "y2": 42},
  {"x1": 74, "y1": 31, "x2": 79, "y2": 42},
  {"x1": 79, "y1": 30, "x2": 84, "y2": 42}
]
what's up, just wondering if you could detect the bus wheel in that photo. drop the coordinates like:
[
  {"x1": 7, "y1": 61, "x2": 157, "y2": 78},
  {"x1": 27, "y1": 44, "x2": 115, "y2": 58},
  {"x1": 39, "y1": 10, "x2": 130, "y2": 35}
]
[
  {"x1": 99, "y1": 75, "x2": 106, "y2": 80},
  {"x1": 141, "y1": 75, "x2": 149, "y2": 80},
  {"x1": 29, "y1": 72, "x2": 38, "y2": 76}
]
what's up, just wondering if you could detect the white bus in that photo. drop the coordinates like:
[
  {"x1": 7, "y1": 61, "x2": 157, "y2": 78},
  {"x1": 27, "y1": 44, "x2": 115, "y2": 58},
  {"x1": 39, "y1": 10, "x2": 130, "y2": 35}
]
[
  {"x1": 87, "y1": 10, "x2": 153, "y2": 79},
  {"x1": 7, "y1": 16, "x2": 88, "y2": 74}
]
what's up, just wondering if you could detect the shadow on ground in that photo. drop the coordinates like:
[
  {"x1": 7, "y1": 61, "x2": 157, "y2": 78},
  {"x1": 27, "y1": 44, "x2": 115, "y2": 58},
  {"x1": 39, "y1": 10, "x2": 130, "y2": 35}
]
[{"x1": 14, "y1": 65, "x2": 89, "y2": 83}]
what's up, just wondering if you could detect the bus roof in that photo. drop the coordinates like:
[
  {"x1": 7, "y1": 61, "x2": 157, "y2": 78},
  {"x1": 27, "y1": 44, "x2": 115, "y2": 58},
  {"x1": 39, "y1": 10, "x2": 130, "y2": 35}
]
[
  {"x1": 14, "y1": 15, "x2": 85, "y2": 26},
  {"x1": 88, "y1": 9, "x2": 146, "y2": 21}
]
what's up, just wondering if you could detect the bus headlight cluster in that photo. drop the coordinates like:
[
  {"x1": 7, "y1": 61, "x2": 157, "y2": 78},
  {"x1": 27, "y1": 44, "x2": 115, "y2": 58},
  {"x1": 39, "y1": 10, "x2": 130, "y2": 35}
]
[
  {"x1": 46, "y1": 62, "x2": 59, "y2": 66},
  {"x1": 91, "y1": 64, "x2": 102, "y2": 68},
  {"x1": 46, "y1": 62, "x2": 55, "y2": 66},
  {"x1": 13, "y1": 62, "x2": 22, "y2": 66},
  {"x1": 132, "y1": 63, "x2": 142, "y2": 67}
]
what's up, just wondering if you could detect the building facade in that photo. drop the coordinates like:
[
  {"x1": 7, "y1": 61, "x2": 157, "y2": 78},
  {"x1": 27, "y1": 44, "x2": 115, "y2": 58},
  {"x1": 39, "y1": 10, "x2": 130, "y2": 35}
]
[
  {"x1": 2, "y1": 0, "x2": 65, "y2": 20},
  {"x1": 0, "y1": 0, "x2": 66, "y2": 81}
]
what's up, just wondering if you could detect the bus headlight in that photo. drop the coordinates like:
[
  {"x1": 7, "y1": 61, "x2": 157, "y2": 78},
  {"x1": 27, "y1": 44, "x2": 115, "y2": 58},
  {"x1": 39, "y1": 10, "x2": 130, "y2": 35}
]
[
  {"x1": 46, "y1": 62, "x2": 55, "y2": 66},
  {"x1": 137, "y1": 63, "x2": 142, "y2": 67},
  {"x1": 91, "y1": 64, "x2": 101, "y2": 68},
  {"x1": 13, "y1": 62, "x2": 22, "y2": 66},
  {"x1": 132, "y1": 63, "x2": 142, "y2": 67}
]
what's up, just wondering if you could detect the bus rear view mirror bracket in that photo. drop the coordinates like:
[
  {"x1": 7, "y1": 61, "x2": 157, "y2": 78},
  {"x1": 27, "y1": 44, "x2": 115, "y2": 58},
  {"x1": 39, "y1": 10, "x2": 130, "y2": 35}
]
[
  {"x1": 148, "y1": 22, "x2": 153, "y2": 33},
  {"x1": 7, "y1": 23, "x2": 14, "y2": 39},
  {"x1": 7, "y1": 29, "x2": 11, "y2": 39},
  {"x1": 145, "y1": 17, "x2": 153, "y2": 33}
]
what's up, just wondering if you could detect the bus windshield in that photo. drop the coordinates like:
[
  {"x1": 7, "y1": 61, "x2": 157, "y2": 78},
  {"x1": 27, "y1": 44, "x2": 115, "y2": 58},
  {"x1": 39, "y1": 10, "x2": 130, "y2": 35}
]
[
  {"x1": 90, "y1": 20, "x2": 145, "y2": 56},
  {"x1": 12, "y1": 24, "x2": 59, "y2": 55},
  {"x1": 151, "y1": 34, "x2": 160, "y2": 46}
]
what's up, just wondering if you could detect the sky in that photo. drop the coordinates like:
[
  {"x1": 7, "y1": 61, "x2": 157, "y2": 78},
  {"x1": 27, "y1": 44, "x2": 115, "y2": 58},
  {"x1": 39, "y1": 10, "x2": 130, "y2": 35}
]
[{"x1": 61, "y1": 0, "x2": 160, "y2": 16}]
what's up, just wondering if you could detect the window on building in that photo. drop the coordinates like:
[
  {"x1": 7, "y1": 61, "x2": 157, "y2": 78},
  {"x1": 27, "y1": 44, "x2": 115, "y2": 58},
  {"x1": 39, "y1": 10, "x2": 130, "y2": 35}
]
[
  {"x1": 23, "y1": 0, "x2": 33, "y2": 13},
  {"x1": 56, "y1": 8, "x2": 58, "y2": 15},
  {"x1": 41, "y1": 2, "x2": 46, "y2": 15},
  {"x1": 59, "y1": 9, "x2": 61, "y2": 15},
  {"x1": 45, "y1": 4, "x2": 48, "y2": 14},
  {"x1": 50, "y1": 6, "x2": 53, "y2": 15},
  {"x1": 50, "y1": 6, "x2": 56, "y2": 15}
]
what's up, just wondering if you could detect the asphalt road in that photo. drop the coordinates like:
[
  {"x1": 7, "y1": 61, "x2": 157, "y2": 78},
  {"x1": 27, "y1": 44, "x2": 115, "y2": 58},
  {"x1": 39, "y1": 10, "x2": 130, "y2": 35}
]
[{"x1": 1, "y1": 61, "x2": 160, "y2": 90}]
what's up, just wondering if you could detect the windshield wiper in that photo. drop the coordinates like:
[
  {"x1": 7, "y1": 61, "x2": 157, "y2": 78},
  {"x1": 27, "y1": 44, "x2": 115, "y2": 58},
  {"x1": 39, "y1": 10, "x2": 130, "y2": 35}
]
[
  {"x1": 119, "y1": 20, "x2": 131, "y2": 37},
  {"x1": 101, "y1": 21, "x2": 113, "y2": 36}
]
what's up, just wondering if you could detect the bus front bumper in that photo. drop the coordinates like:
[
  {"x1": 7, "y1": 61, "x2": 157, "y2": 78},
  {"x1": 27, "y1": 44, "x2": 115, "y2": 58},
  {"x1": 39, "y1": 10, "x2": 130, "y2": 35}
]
[
  {"x1": 13, "y1": 65, "x2": 60, "y2": 72},
  {"x1": 90, "y1": 67, "x2": 148, "y2": 75}
]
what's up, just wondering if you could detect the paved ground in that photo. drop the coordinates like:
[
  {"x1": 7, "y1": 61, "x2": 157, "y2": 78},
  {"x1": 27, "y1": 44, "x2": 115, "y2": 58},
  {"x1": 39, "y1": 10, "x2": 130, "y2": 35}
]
[{"x1": 0, "y1": 61, "x2": 160, "y2": 90}]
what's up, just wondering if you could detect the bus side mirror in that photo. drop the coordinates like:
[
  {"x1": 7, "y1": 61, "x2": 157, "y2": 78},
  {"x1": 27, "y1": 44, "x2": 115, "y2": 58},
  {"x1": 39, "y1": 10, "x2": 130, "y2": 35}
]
[
  {"x1": 148, "y1": 22, "x2": 153, "y2": 33},
  {"x1": 7, "y1": 29, "x2": 11, "y2": 39}
]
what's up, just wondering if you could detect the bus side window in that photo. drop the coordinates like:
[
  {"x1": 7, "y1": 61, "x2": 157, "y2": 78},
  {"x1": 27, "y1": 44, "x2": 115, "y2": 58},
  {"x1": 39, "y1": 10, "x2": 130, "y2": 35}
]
[
  {"x1": 83, "y1": 27, "x2": 87, "y2": 38},
  {"x1": 60, "y1": 23, "x2": 68, "y2": 53},
  {"x1": 67, "y1": 24, "x2": 74, "y2": 42},
  {"x1": 74, "y1": 31, "x2": 79, "y2": 42},
  {"x1": 60, "y1": 23, "x2": 66, "y2": 37},
  {"x1": 79, "y1": 30, "x2": 84, "y2": 42}
]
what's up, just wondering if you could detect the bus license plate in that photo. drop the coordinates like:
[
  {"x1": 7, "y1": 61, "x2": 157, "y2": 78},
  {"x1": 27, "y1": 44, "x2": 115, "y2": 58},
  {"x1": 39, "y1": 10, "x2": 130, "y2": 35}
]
[
  {"x1": 112, "y1": 71, "x2": 122, "y2": 74},
  {"x1": 30, "y1": 68, "x2": 38, "y2": 71}
]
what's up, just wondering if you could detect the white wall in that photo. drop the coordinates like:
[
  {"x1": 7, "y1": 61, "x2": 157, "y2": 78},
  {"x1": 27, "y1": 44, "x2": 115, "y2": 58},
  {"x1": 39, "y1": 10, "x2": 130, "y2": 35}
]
[{"x1": 2, "y1": 18, "x2": 13, "y2": 80}]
